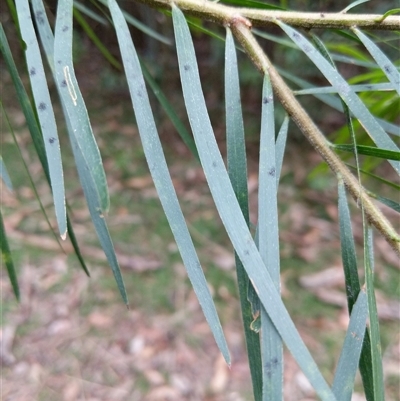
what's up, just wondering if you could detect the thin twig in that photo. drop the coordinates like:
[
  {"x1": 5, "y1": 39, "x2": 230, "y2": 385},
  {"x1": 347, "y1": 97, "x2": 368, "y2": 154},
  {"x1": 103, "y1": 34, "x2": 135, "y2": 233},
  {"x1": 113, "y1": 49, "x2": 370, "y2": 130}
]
[{"x1": 135, "y1": 0, "x2": 400, "y2": 30}]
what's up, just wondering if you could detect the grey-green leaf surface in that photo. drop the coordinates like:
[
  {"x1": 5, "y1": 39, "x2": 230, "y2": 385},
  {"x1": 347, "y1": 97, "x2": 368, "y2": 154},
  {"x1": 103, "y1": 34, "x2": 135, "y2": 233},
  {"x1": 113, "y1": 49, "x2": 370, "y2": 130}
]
[
  {"x1": 338, "y1": 180, "x2": 383, "y2": 401},
  {"x1": 364, "y1": 227, "x2": 385, "y2": 400},
  {"x1": 173, "y1": 7, "x2": 336, "y2": 400},
  {"x1": 294, "y1": 83, "x2": 394, "y2": 95},
  {"x1": 53, "y1": 0, "x2": 128, "y2": 296},
  {"x1": 275, "y1": 115, "x2": 289, "y2": 186},
  {"x1": 353, "y1": 28, "x2": 400, "y2": 97},
  {"x1": 70, "y1": 131, "x2": 128, "y2": 303},
  {"x1": 107, "y1": 0, "x2": 229, "y2": 362},
  {"x1": 16, "y1": 0, "x2": 66, "y2": 238},
  {"x1": 276, "y1": 21, "x2": 399, "y2": 174},
  {"x1": 225, "y1": 28, "x2": 249, "y2": 225},
  {"x1": 0, "y1": 209, "x2": 19, "y2": 301},
  {"x1": 225, "y1": 27, "x2": 262, "y2": 401},
  {"x1": 30, "y1": 0, "x2": 90, "y2": 277},
  {"x1": 0, "y1": 155, "x2": 13, "y2": 191},
  {"x1": 259, "y1": 74, "x2": 283, "y2": 400},
  {"x1": 341, "y1": 0, "x2": 370, "y2": 13},
  {"x1": 332, "y1": 289, "x2": 368, "y2": 401},
  {"x1": 2, "y1": 17, "x2": 89, "y2": 277},
  {"x1": 54, "y1": 0, "x2": 109, "y2": 214}
]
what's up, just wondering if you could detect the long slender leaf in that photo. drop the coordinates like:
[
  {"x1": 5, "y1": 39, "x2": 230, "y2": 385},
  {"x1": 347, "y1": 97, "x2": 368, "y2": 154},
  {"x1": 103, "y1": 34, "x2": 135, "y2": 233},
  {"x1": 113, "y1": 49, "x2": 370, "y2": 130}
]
[
  {"x1": 333, "y1": 144, "x2": 400, "y2": 160},
  {"x1": 54, "y1": 0, "x2": 109, "y2": 214},
  {"x1": 341, "y1": 0, "x2": 370, "y2": 13},
  {"x1": 346, "y1": 163, "x2": 400, "y2": 190},
  {"x1": 1, "y1": 23, "x2": 90, "y2": 276},
  {"x1": 1, "y1": 101, "x2": 69, "y2": 258},
  {"x1": 107, "y1": 0, "x2": 229, "y2": 361},
  {"x1": 0, "y1": 209, "x2": 19, "y2": 301},
  {"x1": 364, "y1": 226, "x2": 385, "y2": 400},
  {"x1": 275, "y1": 115, "x2": 289, "y2": 186},
  {"x1": 338, "y1": 180, "x2": 361, "y2": 311},
  {"x1": 0, "y1": 44, "x2": 63, "y2": 252},
  {"x1": 294, "y1": 83, "x2": 394, "y2": 95},
  {"x1": 225, "y1": 27, "x2": 262, "y2": 401},
  {"x1": 276, "y1": 21, "x2": 400, "y2": 174},
  {"x1": 367, "y1": 192, "x2": 400, "y2": 213},
  {"x1": 332, "y1": 289, "x2": 368, "y2": 401},
  {"x1": 70, "y1": 132, "x2": 126, "y2": 302},
  {"x1": 375, "y1": 9, "x2": 400, "y2": 23},
  {"x1": 73, "y1": 0, "x2": 109, "y2": 25},
  {"x1": 338, "y1": 179, "x2": 374, "y2": 400},
  {"x1": 16, "y1": 0, "x2": 67, "y2": 238},
  {"x1": 254, "y1": 30, "x2": 378, "y2": 69},
  {"x1": 0, "y1": 155, "x2": 13, "y2": 191},
  {"x1": 52, "y1": 0, "x2": 127, "y2": 300},
  {"x1": 259, "y1": 74, "x2": 283, "y2": 400},
  {"x1": 353, "y1": 28, "x2": 400, "y2": 96},
  {"x1": 28, "y1": 0, "x2": 90, "y2": 277},
  {"x1": 173, "y1": 7, "x2": 336, "y2": 400},
  {"x1": 313, "y1": 38, "x2": 376, "y2": 400}
]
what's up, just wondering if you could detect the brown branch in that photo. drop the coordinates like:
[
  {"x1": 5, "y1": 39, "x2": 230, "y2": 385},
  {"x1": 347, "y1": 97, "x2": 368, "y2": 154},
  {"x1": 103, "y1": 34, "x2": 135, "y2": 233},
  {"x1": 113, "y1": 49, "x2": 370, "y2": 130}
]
[{"x1": 134, "y1": 0, "x2": 400, "y2": 30}]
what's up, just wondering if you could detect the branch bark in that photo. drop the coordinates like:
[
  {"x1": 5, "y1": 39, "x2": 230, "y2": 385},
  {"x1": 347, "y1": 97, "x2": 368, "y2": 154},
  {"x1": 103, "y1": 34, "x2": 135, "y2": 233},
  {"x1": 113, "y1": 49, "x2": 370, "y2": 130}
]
[{"x1": 135, "y1": 0, "x2": 400, "y2": 30}]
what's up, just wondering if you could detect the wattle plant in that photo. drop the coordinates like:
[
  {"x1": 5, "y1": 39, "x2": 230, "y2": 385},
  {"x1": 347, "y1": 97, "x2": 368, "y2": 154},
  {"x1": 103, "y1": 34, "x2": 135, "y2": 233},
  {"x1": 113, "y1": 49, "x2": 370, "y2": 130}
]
[{"x1": 1, "y1": 0, "x2": 399, "y2": 400}]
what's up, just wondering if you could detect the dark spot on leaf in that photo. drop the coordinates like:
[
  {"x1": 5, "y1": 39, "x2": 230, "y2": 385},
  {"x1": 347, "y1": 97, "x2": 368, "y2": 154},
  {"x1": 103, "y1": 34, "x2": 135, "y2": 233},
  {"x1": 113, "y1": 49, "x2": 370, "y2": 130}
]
[
  {"x1": 384, "y1": 64, "x2": 391, "y2": 74},
  {"x1": 212, "y1": 161, "x2": 217, "y2": 168},
  {"x1": 292, "y1": 32, "x2": 300, "y2": 40},
  {"x1": 320, "y1": 13, "x2": 325, "y2": 18},
  {"x1": 30, "y1": 67, "x2": 36, "y2": 76},
  {"x1": 184, "y1": 64, "x2": 190, "y2": 71},
  {"x1": 303, "y1": 44, "x2": 312, "y2": 53},
  {"x1": 137, "y1": 91, "x2": 142, "y2": 98},
  {"x1": 61, "y1": 79, "x2": 67, "y2": 88},
  {"x1": 268, "y1": 167, "x2": 276, "y2": 177},
  {"x1": 48, "y1": 137, "x2": 56, "y2": 144},
  {"x1": 263, "y1": 96, "x2": 269, "y2": 104},
  {"x1": 62, "y1": 26, "x2": 69, "y2": 32},
  {"x1": 38, "y1": 102, "x2": 46, "y2": 111},
  {"x1": 264, "y1": 357, "x2": 279, "y2": 378},
  {"x1": 35, "y1": 11, "x2": 44, "y2": 24},
  {"x1": 57, "y1": 60, "x2": 62, "y2": 64},
  {"x1": 244, "y1": 249, "x2": 249, "y2": 256}
]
